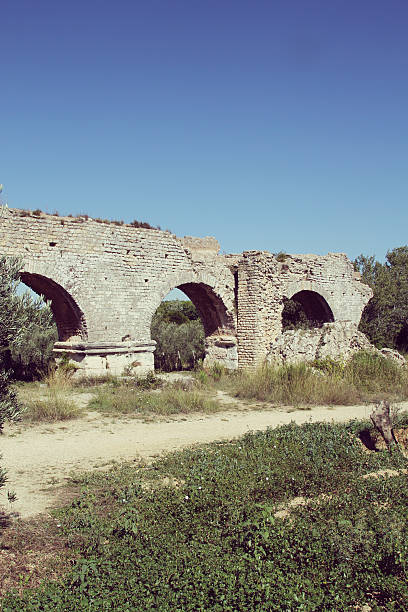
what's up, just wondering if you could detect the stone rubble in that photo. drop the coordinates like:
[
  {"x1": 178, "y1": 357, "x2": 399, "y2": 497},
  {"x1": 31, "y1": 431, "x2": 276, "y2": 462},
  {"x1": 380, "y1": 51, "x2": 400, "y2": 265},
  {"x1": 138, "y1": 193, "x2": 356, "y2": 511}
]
[{"x1": 268, "y1": 321, "x2": 406, "y2": 366}]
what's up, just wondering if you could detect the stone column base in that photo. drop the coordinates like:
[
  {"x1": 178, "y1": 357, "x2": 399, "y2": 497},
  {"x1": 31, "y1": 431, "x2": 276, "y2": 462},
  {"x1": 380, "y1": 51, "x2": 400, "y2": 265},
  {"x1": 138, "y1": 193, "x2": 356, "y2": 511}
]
[
  {"x1": 53, "y1": 341, "x2": 156, "y2": 377},
  {"x1": 203, "y1": 336, "x2": 238, "y2": 370}
]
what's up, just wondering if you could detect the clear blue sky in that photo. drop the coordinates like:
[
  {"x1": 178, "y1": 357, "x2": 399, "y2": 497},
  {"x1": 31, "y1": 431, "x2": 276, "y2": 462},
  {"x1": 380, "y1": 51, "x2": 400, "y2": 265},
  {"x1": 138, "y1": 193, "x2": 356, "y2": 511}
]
[{"x1": 1, "y1": 0, "x2": 407, "y2": 262}]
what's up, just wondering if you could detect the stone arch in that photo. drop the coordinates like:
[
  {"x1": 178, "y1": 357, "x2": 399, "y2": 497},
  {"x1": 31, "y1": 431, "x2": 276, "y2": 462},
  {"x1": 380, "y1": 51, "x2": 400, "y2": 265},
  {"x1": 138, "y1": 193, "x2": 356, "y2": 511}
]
[
  {"x1": 150, "y1": 271, "x2": 236, "y2": 335},
  {"x1": 20, "y1": 272, "x2": 87, "y2": 342},
  {"x1": 283, "y1": 282, "x2": 335, "y2": 327},
  {"x1": 149, "y1": 272, "x2": 237, "y2": 369},
  {"x1": 286, "y1": 290, "x2": 334, "y2": 325}
]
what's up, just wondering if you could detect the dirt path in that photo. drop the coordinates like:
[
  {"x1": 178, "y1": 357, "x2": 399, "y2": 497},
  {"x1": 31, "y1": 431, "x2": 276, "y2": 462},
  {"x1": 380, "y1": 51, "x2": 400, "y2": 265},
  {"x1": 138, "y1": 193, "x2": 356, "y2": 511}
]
[{"x1": 2, "y1": 398, "x2": 407, "y2": 519}]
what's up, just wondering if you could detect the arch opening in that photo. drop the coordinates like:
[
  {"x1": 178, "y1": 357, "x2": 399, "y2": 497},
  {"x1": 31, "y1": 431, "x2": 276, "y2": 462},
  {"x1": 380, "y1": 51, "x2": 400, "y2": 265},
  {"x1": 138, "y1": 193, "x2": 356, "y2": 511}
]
[
  {"x1": 151, "y1": 289, "x2": 205, "y2": 371},
  {"x1": 150, "y1": 282, "x2": 237, "y2": 371},
  {"x1": 282, "y1": 290, "x2": 334, "y2": 331},
  {"x1": 176, "y1": 282, "x2": 233, "y2": 336},
  {"x1": 20, "y1": 272, "x2": 87, "y2": 342}
]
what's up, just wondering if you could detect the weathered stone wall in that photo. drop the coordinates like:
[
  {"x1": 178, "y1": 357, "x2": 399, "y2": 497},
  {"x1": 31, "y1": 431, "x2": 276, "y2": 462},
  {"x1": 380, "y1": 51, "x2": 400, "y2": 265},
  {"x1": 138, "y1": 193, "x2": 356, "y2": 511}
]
[
  {"x1": 237, "y1": 251, "x2": 373, "y2": 368},
  {"x1": 0, "y1": 208, "x2": 372, "y2": 375},
  {"x1": 268, "y1": 322, "x2": 406, "y2": 366},
  {"x1": 0, "y1": 209, "x2": 237, "y2": 374},
  {"x1": 268, "y1": 321, "x2": 375, "y2": 364}
]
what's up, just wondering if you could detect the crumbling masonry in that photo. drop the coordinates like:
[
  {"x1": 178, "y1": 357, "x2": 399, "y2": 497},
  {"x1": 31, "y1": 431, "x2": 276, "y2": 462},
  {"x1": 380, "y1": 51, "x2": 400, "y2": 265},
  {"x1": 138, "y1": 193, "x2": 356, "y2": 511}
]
[{"x1": 0, "y1": 208, "x2": 372, "y2": 375}]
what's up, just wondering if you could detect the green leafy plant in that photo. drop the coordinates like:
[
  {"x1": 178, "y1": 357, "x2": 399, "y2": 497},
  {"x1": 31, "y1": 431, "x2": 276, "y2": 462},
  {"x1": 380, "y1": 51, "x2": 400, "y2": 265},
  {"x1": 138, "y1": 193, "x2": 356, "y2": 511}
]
[{"x1": 3, "y1": 420, "x2": 408, "y2": 609}]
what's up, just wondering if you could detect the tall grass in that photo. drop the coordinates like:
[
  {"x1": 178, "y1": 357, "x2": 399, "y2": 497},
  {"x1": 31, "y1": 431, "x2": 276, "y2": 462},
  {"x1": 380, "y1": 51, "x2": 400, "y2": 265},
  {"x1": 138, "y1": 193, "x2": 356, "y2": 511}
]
[
  {"x1": 89, "y1": 386, "x2": 220, "y2": 416},
  {"x1": 221, "y1": 351, "x2": 408, "y2": 405},
  {"x1": 18, "y1": 369, "x2": 81, "y2": 422}
]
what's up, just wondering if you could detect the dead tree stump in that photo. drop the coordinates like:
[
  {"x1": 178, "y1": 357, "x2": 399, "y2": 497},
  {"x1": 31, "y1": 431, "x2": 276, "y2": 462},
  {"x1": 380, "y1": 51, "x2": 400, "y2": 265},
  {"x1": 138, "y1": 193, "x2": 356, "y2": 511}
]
[{"x1": 370, "y1": 400, "x2": 399, "y2": 452}]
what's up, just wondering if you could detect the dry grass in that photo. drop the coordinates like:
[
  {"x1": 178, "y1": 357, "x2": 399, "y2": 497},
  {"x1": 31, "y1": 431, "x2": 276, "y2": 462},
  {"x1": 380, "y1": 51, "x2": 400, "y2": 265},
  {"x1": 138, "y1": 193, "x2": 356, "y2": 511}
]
[
  {"x1": 16, "y1": 370, "x2": 81, "y2": 422},
  {"x1": 230, "y1": 362, "x2": 362, "y2": 405},
  {"x1": 89, "y1": 386, "x2": 220, "y2": 416},
  {"x1": 213, "y1": 352, "x2": 408, "y2": 406}
]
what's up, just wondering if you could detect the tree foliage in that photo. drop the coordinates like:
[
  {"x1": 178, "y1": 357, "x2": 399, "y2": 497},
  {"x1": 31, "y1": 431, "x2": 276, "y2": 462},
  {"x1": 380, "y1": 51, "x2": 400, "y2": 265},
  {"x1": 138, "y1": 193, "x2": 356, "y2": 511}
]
[
  {"x1": 281, "y1": 298, "x2": 314, "y2": 331},
  {"x1": 0, "y1": 256, "x2": 58, "y2": 495},
  {"x1": 0, "y1": 256, "x2": 57, "y2": 380},
  {"x1": 0, "y1": 256, "x2": 23, "y2": 494},
  {"x1": 355, "y1": 246, "x2": 408, "y2": 351},
  {"x1": 151, "y1": 300, "x2": 204, "y2": 371}
]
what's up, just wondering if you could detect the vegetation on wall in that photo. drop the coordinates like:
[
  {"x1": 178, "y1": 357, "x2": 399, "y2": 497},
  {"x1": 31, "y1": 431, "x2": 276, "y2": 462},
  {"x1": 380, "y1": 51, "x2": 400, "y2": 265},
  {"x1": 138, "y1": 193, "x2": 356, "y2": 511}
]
[
  {"x1": 16, "y1": 207, "x2": 167, "y2": 231},
  {"x1": 151, "y1": 300, "x2": 205, "y2": 371}
]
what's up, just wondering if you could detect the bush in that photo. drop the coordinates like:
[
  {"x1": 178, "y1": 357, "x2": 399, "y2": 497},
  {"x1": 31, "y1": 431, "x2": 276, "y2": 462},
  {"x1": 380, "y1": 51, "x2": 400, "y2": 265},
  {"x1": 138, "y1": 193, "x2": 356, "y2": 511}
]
[
  {"x1": 355, "y1": 247, "x2": 408, "y2": 351},
  {"x1": 0, "y1": 256, "x2": 57, "y2": 380},
  {"x1": 7, "y1": 324, "x2": 57, "y2": 380},
  {"x1": 0, "y1": 257, "x2": 25, "y2": 497},
  {"x1": 281, "y1": 297, "x2": 314, "y2": 330},
  {"x1": 151, "y1": 301, "x2": 205, "y2": 371},
  {"x1": 0, "y1": 371, "x2": 20, "y2": 431}
]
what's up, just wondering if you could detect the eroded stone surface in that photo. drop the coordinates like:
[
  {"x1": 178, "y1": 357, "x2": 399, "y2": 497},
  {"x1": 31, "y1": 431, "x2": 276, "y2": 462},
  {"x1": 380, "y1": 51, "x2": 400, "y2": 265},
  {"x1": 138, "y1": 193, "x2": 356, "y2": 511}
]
[
  {"x1": 380, "y1": 348, "x2": 406, "y2": 366},
  {"x1": 268, "y1": 321, "x2": 406, "y2": 366}
]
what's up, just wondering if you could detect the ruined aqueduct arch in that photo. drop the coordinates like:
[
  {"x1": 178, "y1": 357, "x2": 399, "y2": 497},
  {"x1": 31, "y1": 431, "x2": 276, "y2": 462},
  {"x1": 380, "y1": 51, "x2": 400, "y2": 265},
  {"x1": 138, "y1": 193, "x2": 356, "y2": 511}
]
[
  {"x1": 20, "y1": 270, "x2": 88, "y2": 342},
  {"x1": 283, "y1": 281, "x2": 336, "y2": 328},
  {"x1": 0, "y1": 209, "x2": 373, "y2": 375}
]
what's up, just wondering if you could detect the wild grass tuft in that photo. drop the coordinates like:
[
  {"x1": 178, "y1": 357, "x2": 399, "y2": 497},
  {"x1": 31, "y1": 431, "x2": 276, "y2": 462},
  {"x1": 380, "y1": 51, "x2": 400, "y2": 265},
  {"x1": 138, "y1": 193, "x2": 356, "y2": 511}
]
[
  {"x1": 229, "y1": 362, "x2": 361, "y2": 405},
  {"x1": 216, "y1": 351, "x2": 408, "y2": 405},
  {"x1": 18, "y1": 369, "x2": 81, "y2": 422},
  {"x1": 343, "y1": 350, "x2": 408, "y2": 393},
  {"x1": 22, "y1": 395, "x2": 80, "y2": 422},
  {"x1": 89, "y1": 386, "x2": 220, "y2": 416}
]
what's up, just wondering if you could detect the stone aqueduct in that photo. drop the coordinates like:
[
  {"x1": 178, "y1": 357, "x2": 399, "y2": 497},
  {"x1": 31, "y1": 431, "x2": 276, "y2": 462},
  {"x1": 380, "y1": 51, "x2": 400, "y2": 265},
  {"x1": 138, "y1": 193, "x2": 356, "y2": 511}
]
[{"x1": 0, "y1": 208, "x2": 372, "y2": 375}]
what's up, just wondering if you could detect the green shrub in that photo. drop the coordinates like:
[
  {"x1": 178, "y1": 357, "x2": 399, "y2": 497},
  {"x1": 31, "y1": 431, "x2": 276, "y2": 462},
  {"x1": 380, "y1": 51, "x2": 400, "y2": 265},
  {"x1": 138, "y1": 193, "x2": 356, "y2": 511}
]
[
  {"x1": 355, "y1": 247, "x2": 408, "y2": 351},
  {"x1": 311, "y1": 355, "x2": 345, "y2": 376},
  {"x1": 275, "y1": 251, "x2": 288, "y2": 262},
  {"x1": 9, "y1": 324, "x2": 57, "y2": 380},
  {"x1": 0, "y1": 257, "x2": 57, "y2": 380},
  {"x1": 151, "y1": 301, "x2": 205, "y2": 371},
  {"x1": 281, "y1": 297, "x2": 318, "y2": 331}
]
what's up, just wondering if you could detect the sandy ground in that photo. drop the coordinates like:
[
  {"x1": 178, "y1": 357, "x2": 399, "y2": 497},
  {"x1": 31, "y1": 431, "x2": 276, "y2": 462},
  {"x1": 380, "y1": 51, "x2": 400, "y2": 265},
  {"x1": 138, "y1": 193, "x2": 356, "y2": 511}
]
[{"x1": 2, "y1": 392, "x2": 407, "y2": 519}]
